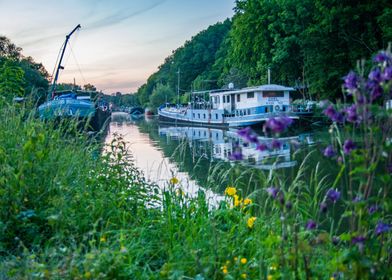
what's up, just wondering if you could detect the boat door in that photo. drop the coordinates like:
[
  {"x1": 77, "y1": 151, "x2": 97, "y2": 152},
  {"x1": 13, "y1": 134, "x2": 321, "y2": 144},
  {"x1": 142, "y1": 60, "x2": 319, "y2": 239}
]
[{"x1": 230, "y1": 94, "x2": 235, "y2": 111}]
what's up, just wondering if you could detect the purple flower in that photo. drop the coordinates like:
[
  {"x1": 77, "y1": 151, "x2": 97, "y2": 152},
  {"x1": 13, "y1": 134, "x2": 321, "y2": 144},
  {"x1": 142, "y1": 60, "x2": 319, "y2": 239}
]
[
  {"x1": 326, "y1": 189, "x2": 341, "y2": 203},
  {"x1": 353, "y1": 196, "x2": 362, "y2": 203},
  {"x1": 323, "y1": 145, "x2": 336, "y2": 157},
  {"x1": 228, "y1": 143, "x2": 243, "y2": 161},
  {"x1": 368, "y1": 67, "x2": 383, "y2": 83},
  {"x1": 368, "y1": 205, "x2": 378, "y2": 215},
  {"x1": 266, "y1": 187, "x2": 279, "y2": 199},
  {"x1": 345, "y1": 104, "x2": 359, "y2": 123},
  {"x1": 352, "y1": 235, "x2": 366, "y2": 244},
  {"x1": 366, "y1": 80, "x2": 383, "y2": 102},
  {"x1": 373, "y1": 51, "x2": 392, "y2": 64},
  {"x1": 375, "y1": 222, "x2": 391, "y2": 236},
  {"x1": 256, "y1": 143, "x2": 268, "y2": 151},
  {"x1": 320, "y1": 202, "x2": 328, "y2": 213},
  {"x1": 351, "y1": 235, "x2": 366, "y2": 252},
  {"x1": 343, "y1": 139, "x2": 356, "y2": 155},
  {"x1": 237, "y1": 127, "x2": 259, "y2": 144},
  {"x1": 383, "y1": 66, "x2": 392, "y2": 81},
  {"x1": 271, "y1": 139, "x2": 282, "y2": 149},
  {"x1": 323, "y1": 105, "x2": 344, "y2": 123},
  {"x1": 285, "y1": 201, "x2": 292, "y2": 211},
  {"x1": 306, "y1": 220, "x2": 317, "y2": 230},
  {"x1": 344, "y1": 71, "x2": 359, "y2": 91},
  {"x1": 265, "y1": 116, "x2": 293, "y2": 133}
]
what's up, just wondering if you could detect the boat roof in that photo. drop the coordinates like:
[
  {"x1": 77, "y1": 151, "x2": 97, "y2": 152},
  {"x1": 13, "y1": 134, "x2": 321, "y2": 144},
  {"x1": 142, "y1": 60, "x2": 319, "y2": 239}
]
[{"x1": 209, "y1": 84, "x2": 295, "y2": 95}]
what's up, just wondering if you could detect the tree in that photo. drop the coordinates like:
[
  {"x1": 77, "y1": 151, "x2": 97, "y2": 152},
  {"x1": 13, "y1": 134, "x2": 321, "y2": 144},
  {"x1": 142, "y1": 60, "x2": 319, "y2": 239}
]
[
  {"x1": 0, "y1": 60, "x2": 25, "y2": 102},
  {"x1": 149, "y1": 84, "x2": 175, "y2": 110},
  {"x1": 84, "y1": 83, "x2": 97, "y2": 92}
]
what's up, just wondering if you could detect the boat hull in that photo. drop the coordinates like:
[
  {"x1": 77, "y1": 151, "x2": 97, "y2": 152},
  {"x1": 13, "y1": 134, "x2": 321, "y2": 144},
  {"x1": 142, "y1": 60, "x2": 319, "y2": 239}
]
[{"x1": 158, "y1": 107, "x2": 298, "y2": 127}]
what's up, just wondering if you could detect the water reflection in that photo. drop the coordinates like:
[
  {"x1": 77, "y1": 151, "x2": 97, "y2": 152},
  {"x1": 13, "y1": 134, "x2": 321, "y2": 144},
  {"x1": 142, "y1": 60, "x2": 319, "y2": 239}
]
[
  {"x1": 158, "y1": 125, "x2": 315, "y2": 170},
  {"x1": 106, "y1": 113, "x2": 321, "y2": 202}
]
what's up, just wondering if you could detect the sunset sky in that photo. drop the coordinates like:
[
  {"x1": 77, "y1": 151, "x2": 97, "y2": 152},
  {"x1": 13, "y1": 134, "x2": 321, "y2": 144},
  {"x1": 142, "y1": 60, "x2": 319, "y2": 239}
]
[{"x1": 0, "y1": 0, "x2": 234, "y2": 94}]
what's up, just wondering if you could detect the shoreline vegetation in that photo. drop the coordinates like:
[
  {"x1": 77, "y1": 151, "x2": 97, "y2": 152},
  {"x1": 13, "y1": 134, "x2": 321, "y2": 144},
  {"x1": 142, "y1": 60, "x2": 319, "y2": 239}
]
[{"x1": 0, "y1": 50, "x2": 391, "y2": 279}]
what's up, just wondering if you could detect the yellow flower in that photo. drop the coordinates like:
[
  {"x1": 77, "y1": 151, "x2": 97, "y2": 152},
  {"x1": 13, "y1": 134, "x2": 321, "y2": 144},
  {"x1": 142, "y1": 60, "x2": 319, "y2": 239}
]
[
  {"x1": 100, "y1": 236, "x2": 106, "y2": 242},
  {"x1": 225, "y1": 186, "x2": 237, "y2": 196},
  {"x1": 330, "y1": 278, "x2": 335, "y2": 280},
  {"x1": 241, "y1": 273, "x2": 247, "y2": 279},
  {"x1": 225, "y1": 260, "x2": 230, "y2": 265},
  {"x1": 247, "y1": 217, "x2": 257, "y2": 229},
  {"x1": 240, "y1": 258, "x2": 247, "y2": 264},
  {"x1": 221, "y1": 265, "x2": 228, "y2": 275},
  {"x1": 84, "y1": 271, "x2": 92, "y2": 279},
  {"x1": 170, "y1": 177, "x2": 179, "y2": 184},
  {"x1": 269, "y1": 264, "x2": 277, "y2": 271},
  {"x1": 234, "y1": 194, "x2": 242, "y2": 207},
  {"x1": 243, "y1": 198, "x2": 252, "y2": 206},
  {"x1": 234, "y1": 257, "x2": 238, "y2": 261},
  {"x1": 267, "y1": 275, "x2": 273, "y2": 280}
]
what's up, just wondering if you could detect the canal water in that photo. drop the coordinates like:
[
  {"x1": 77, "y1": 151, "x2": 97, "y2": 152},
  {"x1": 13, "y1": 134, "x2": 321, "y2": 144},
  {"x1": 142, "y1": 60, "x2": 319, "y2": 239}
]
[{"x1": 105, "y1": 112, "x2": 336, "y2": 200}]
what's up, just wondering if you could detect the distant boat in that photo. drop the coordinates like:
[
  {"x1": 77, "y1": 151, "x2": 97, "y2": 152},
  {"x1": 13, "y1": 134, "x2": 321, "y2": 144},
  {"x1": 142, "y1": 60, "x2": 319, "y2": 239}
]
[
  {"x1": 158, "y1": 84, "x2": 300, "y2": 127},
  {"x1": 38, "y1": 24, "x2": 110, "y2": 131}
]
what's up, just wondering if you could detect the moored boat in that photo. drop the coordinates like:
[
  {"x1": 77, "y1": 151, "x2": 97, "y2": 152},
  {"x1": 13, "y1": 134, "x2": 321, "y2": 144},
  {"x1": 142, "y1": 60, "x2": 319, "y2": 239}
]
[
  {"x1": 158, "y1": 84, "x2": 299, "y2": 127},
  {"x1": 38, "y1": 24, "x2": 110, "y2": 131}
]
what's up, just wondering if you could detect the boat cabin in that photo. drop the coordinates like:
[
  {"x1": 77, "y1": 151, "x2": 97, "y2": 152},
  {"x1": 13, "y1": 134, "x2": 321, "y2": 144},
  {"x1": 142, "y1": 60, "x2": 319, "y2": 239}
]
[{"x1": 209, "y1": 84, "x2": 293, "y2": 115}]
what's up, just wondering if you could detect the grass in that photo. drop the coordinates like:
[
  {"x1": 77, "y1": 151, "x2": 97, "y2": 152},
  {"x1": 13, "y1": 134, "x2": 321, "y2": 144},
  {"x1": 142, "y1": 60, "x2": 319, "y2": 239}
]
[{"x1": 0, "y1": 103, "x2": 391, "y2": 279}]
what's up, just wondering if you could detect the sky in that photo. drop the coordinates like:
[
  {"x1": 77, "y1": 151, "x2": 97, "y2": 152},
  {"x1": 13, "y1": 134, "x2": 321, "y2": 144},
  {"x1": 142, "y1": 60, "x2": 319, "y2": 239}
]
[{"x1": 0, "y1": 0, "x2": 234, "y2": 94}]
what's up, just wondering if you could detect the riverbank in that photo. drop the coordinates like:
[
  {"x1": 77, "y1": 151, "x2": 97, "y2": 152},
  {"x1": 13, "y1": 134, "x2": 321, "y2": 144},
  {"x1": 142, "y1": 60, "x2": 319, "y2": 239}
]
[{"x1": 1, "y1": 102, "x2": 391, "y2": 279}]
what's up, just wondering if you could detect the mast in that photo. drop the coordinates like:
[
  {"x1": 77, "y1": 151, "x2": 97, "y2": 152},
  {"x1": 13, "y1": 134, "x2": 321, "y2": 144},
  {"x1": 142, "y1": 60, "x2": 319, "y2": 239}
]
[{"x1": 50, "y1": 24, "x2": 81, "y2": 98}]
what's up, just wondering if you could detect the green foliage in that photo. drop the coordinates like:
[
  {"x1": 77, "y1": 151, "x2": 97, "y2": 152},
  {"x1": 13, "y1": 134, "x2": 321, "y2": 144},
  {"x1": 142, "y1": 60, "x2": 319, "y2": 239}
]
[
  {"x1": 149, "y1": 83, "x2": 175, "y2": 110},
  {"x1": 0, "y1": 60, "x2": 25, "y2": 102},
  {"x1": 0, "y1": 36, "x2": 49, "y2": 103}
]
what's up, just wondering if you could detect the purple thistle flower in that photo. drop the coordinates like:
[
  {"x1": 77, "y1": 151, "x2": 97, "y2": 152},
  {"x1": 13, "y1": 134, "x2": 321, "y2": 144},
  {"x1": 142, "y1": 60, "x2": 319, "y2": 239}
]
[
  {"x1": 375, "y1": 222, "x2": 391, "y2": 236},
  {"x1": 373, "y1": 51, "x2": 392, "y2": 64},
  {"x1": 344, "y1": 71, "x2": 359, "y2": 91},
  {"x1": 320, "y1": 202, "x2": 328, "y2": 213},
  {"x1": 256, "y1": 143, "x2": 268, "y2": 151},
  {"x1": 323, "y1": 105, "x2": 344, "y2": 123},
  {"x1": 306, "y1": 220, "x2": 317, "y2": 230},
  {"x1": 323, "y1": 145, "x2": 336, "y2": 157},
  {"x1": 383, "y1": 66, "x2": 392, "y2": 81},
  {"x1": 343, "y1": 139, "x2": 356, "y2": 155},
  {"x1": 271, "y1": 139, "x2": 282, "y2": 149},
  {"x1": 265, "y1": 116, "x2": 293, "y2": 133},
  {"x1": 345, "y1": 104, "x2": 359, "y2": 123},
  {"x1": 326, "y1": 189, "x2": 341, "y2": 203},
  {"x1": 266, "y1": 187, "x2": 279, "y2": 199}
]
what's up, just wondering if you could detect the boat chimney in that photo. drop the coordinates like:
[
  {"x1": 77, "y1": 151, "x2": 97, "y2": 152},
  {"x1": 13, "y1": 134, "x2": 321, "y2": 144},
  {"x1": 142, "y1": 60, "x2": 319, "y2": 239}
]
[{"x1": 267, "y1": 67, "x2": 271, "y2": 84}]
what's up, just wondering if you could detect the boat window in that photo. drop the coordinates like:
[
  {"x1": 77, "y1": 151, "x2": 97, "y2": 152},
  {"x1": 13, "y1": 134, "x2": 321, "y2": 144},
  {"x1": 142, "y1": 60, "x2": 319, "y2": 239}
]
[
  {"x1": 226, "y1": 95, "x2": 230, "y2": 102},
  {"x1": 265, "y1": 106, "x2": 269, "y2": 113},
  {"x1": 263, "y1": 91, "x2": 284, "y2": 98},
  {"x1": 247, "y1": 92, "x2": 254, "y2": 98},
  {"x1": 209, "y1": 113, "x2": 211, "y2": 119},
  {"x1": 193, "y1": 113, "x2": 195, "y2": 118},
  {"x1": 216, "y1": 114, "x2": 218, "y2": 119},
  {"x1": 237, "y1": 94, "x2": 240, "y2": 102},
  {"x1": 203, "y1": 113, "x2": 206, "y2": 119},
  {"x1": 247, "y1": 109, "x2": 251, "y2": 115},
  {"x1": 223, "y1": 96, "x2": 225, "y2": 103},
  {"x1": 198, "y1": 113, "x2": 200, "y2": 118}
]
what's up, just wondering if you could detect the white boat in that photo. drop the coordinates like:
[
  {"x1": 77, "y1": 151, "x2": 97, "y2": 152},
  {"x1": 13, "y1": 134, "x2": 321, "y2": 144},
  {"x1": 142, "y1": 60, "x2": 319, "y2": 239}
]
[{"x1": 158, "y1": 84, "x2": 298, "y2": 127}]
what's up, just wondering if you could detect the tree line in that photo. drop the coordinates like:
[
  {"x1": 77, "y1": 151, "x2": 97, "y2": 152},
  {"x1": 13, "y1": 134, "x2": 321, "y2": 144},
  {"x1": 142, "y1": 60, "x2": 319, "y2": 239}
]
[{"x1": 135, "y1": 0, "x2": 392, "y2": 110}]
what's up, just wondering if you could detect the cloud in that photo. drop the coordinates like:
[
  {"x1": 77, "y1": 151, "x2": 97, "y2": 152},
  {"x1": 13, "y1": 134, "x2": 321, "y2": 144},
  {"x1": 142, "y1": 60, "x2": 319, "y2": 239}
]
[{"x1": 86, "y1": 0, "x2": 167, "y2": 30}]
